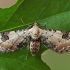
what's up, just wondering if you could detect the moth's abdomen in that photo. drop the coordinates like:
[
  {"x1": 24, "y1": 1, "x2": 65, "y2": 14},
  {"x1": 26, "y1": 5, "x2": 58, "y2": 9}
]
[{"x1": 30, "y1": 39, "x2": 40, "y2": 56}]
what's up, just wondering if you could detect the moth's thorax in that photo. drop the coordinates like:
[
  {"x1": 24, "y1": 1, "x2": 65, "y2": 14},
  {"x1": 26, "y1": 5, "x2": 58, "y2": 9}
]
[
  {"x1": 30, "y1": 39, "x2": 40, "y2": 56},
  {"x1": 29, "y1": 23, "x2": 42, "y2": 39}
]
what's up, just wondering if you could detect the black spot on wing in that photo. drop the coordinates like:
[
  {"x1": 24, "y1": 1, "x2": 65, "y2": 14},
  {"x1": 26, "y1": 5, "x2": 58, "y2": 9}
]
[
  {"x1": 1, "y1": 35, "x2": 9, "y2": 42},
  {"x1": 62, "y1": 32, "x2": 69, "y2": 39}
]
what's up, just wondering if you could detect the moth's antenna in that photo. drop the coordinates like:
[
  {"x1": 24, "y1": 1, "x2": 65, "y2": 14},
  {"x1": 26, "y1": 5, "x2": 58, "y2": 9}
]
[
  {"x1": 21, "y1": 18, "x2": 34, "y2": 29},
  {"x1": 21, "y1": 18, "x2": 32, "y2": 27},
  {"x1": 21, "y1": 18, "x2": 25, "y2": 24}
]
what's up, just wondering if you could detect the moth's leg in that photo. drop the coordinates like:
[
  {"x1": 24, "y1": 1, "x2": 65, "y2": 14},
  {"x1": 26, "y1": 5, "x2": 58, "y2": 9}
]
[
  {"x1": 42, "y1": 23, "x2": 46, "y2": 28},
  {"x1": 38, "y1": 23, "x2": 47, "y2": 29},
  {"x1": 25, "y1": 42, "x2": 30, "y2": 60}
]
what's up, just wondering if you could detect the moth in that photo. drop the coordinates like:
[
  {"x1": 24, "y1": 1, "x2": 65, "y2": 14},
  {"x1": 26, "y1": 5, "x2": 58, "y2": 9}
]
[{"x1": 0, "y1": 22, "x2": 70, "y2": 56}]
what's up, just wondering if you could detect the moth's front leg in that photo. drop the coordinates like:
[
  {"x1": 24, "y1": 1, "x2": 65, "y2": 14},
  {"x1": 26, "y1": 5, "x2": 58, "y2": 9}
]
[{"x1": 25, "y1": 42, "x2": 30, "y2": 60}]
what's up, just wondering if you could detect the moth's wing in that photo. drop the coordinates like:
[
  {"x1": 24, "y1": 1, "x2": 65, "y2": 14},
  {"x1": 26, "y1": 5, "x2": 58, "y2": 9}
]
[
  {"x1": 0, "y1": 29, "x2": 30, "y2": 52},
  {"x1": 41, "y1": 30, "x2": 70, "y2": 54},
  {"x1": 41, "y1": 30, "x2": 59, "y2": 49}
]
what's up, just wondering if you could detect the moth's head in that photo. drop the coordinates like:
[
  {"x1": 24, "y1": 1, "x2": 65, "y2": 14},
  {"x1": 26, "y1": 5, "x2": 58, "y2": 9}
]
[
  {"x1": 29, "y1": 22, "x2": 42, "y2": 39},
  {"x1": 33, "y1": 22, "x2": 38, "y2": 26}
]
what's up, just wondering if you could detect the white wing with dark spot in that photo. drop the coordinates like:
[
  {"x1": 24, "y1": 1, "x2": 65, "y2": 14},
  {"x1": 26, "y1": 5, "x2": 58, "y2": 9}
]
[
  {"x1": 0, "y1": 29, "x2": 30, "y2": 52},
  {"x1": 41, "y1": 30, "x2": 70, "y2": 54}
]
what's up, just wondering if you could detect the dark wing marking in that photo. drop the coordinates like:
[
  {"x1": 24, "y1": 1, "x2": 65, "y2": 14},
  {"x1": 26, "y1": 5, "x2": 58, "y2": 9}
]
[
  {"x1": 62, "y1": 32, "x2": 69, "y2": 39},
  {"x1": 0, "y1": 29, "x2": 30, "y2": 52},
  {"x1": 1, "y1": 35, "x2": 9, "y2": 42}
]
